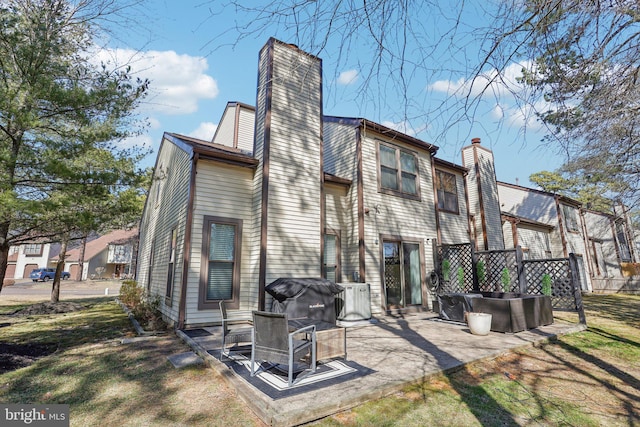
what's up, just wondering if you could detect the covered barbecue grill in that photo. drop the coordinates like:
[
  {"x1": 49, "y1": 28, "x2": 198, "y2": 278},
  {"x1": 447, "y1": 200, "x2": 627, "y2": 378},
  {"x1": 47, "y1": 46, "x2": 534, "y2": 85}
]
[{"x1": 266, "y1": 278, "x2": 344, "y2": 324}]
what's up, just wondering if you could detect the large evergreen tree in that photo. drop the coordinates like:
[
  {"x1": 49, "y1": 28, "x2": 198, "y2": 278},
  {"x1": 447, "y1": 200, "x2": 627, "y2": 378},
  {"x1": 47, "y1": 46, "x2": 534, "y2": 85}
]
[{"x1": 0, "y1": 0, "x2": 149, "y2": 293}]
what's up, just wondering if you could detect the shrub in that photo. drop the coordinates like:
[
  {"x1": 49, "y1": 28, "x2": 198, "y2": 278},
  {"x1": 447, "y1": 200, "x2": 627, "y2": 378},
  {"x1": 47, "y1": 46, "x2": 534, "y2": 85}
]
[
  {"x1": 476, "y1": 261, "x2": 486, "y2": 284},
  {"x1": 542, "y1": 274, "x2": 552, "y2": 296},
  {"x1": 442, "y1": 259, "x2": 451, "y2": 281},
  {"x1": 457, "y1": 266, "x2": 465, "y2": 287},
  {"x1": 119, "y1": 280, "x2": 166, "y2": 331},
  {"x1": 119, "y1": 280, "x2": 143, "y2": 307},
  {"x1": 133, "y1": 295, "x2": 166, "y2": 331},
  {"x1": 501, "y1": 268, "x2": 511, "y2": 292}
]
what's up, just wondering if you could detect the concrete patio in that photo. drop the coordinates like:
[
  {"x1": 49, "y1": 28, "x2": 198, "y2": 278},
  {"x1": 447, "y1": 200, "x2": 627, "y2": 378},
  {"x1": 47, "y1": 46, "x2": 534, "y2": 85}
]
[{"x1": 176, "y1": 312, "x2": 586, "y2": 427}]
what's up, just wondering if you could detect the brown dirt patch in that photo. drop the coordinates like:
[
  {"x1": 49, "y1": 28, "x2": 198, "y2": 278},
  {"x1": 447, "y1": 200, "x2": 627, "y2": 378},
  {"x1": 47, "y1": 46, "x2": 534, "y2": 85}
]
[
  {"x1": 12, "y1": 301, "x2": 85, "y2": 316},
  {"x1": 1, "y1": 302, "x2": 85, "y2": 373},
  {"x1": 0, "y1": 342, "x2": 57, "y2": 373}
]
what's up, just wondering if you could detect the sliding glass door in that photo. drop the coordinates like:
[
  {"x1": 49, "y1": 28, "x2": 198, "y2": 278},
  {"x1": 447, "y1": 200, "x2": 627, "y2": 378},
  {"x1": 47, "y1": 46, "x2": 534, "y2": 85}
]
[{"x1": 383, "y1": 240, "x2": 422, "y2": 309}]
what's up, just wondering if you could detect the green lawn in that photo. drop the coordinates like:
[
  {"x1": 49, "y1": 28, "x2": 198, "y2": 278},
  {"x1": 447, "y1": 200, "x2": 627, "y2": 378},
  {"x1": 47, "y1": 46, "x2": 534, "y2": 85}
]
[
  {"x1": 312, "y1": 294, "x2": 640, "y2": 426},
  {"x1": 0, "y1": 297, "x2": 264, "y2": 427},
  {"x1": 1, "y1": 294, "x2": 638, "y2": 426}
]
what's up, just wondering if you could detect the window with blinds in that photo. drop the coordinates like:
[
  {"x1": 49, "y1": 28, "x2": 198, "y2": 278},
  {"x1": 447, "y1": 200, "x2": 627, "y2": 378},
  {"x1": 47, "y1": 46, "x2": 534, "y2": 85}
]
[
  {"x1": 323, "y1": 233, "x2": 340, "y2": 282},
  {"x1": 207, "y1": 223, "x2": 235, "y2": 300},
  {"x1": 200, "y1": 216, "x2": 242, "y2": 309},
  {"x1": 165, "y1": 228, "x2": 177, "y2": 302}
]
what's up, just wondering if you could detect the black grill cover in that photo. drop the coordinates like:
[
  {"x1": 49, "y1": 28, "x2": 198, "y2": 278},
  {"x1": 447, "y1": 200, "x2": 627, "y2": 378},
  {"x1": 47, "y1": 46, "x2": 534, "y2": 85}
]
[{"x1": 266, "y1": 278, "x2": 344, "y2": 324}]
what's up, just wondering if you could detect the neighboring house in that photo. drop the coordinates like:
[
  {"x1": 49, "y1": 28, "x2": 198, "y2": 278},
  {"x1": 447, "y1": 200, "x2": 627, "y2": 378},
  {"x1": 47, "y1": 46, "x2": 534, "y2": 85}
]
[
  {"x1": 6, "y1": 242, "x2": 61, "y2": 279},
  {"x1": 137, "y1": 38, "x2": 639, "y2": 329},
  {"x1": 60, "y1": 229, "x2": 138, "y2": 280},
  {"x1": 497, "y1": 180, "x2": 639, "y2": 292}
]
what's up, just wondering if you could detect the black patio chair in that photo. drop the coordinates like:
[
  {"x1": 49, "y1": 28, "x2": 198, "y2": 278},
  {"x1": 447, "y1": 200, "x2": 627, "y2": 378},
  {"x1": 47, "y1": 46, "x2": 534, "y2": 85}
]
[
  {"x1": 219, "y1": 301, "x2": 253, "y2": 360},
  {"x1": 250, "y1": 311, "x2": 317, "y2": 387}
]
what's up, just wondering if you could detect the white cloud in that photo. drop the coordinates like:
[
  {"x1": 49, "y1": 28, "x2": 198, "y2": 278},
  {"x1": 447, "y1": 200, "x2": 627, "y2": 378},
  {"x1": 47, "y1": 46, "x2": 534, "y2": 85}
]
[
  {"x1": 429, "y1": 61, "x2": 532, "y2": 99},
  {"x1": 93, "y1": 48, "x2": 219, "y2": 115},
  {"x1": 118, "y1": 133, "x2": 154, "y2": 151},
  {"x1": 337, "y1": 69, "x2": 359, "y2": 85},
  {"x1": 188, "y1": 122, "x2": 218, "y2": 141},
  {"x1": 148, "y1": 117, "x2": 162, "y2": 130}
]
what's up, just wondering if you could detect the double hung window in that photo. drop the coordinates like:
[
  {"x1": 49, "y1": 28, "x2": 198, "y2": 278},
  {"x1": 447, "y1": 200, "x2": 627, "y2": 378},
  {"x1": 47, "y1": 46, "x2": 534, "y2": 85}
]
[
  {"x1": 435, "y1": 170, "x2": 459, "y2": 214},
  {"x1": 379, "y1": 142, "x2": 419, "y2": 198}
]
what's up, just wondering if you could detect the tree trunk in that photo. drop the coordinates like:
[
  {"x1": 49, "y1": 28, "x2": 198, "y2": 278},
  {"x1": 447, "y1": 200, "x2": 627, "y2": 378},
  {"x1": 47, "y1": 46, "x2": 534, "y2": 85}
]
[
  {"x1": 51, "y1": 238, "x2": 69, "y2": 303},
  {"x1": 0, "y1": 241, "x2": 9, "y2": 294},
  {"x1": 77, "y1": 235, "x2": 87, "y2": 281}
]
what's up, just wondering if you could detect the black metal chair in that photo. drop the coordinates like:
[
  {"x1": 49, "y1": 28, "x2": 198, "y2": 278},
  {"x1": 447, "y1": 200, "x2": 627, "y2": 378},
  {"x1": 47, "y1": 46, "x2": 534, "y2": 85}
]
[
  {"x1": 250, "y1": 311, "x2": 316, "y2": 387},
  {"x1": 219, "y1": 301, "x2": 253, "y2": 360}
]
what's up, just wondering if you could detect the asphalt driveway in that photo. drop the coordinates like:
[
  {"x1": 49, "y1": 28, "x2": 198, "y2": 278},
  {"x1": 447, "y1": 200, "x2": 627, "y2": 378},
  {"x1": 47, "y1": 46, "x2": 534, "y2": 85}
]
[{"x1": 0, "y1": 278, "x2": 122, "y2": 304}]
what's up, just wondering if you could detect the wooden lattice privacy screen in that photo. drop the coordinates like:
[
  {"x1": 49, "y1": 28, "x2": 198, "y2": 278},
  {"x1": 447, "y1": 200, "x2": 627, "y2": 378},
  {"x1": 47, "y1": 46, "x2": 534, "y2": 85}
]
[{"x1": 435, "y1": 244, "x2": 586, "y2": 324}]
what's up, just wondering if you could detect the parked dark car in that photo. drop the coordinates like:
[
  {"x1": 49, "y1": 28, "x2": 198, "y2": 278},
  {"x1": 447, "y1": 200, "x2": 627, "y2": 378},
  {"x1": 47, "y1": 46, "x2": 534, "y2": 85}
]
[{"x1": 30, "y1": 268, "x2": 70, "y2": 282}]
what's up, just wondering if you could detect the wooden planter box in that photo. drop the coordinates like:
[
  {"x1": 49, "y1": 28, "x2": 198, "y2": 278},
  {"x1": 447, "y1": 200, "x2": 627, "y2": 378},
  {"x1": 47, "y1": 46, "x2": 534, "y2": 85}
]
[{"x1": 475, "y1": 293, "x2": 553, "y2": 333}]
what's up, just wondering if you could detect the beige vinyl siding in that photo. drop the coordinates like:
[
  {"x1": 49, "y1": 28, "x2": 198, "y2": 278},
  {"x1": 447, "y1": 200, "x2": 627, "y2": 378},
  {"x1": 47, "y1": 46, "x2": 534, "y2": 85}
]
[
  {"x1": 497, "y1": 184, "x2": 558, "y2": 224},
  {"x1": 584, "y1": 211, "x2": 621, "y2": 278},
  {"x1": 437, "y1": 170, "x2": 470, "y2": 245},
  {"x1": 324, "y1": 121, "x2": 360, "y2": 282},
  {"x1": 325, "y1": 183, "x2": 351, "y2": 282},
  {"x1": 496, "y1": 183, "x2": 566, "y2": 257},
  {"x1": 211, "y1": 106, "x2": 236, "y2": 146},
  {"x1": 461, "y1": 147, "x2": 480, "y2": 244},
  {"x1": 518, "y1": 226, "x2": 551, "y2": 259},
  {"x1": 324, "y1": 121, "x2": 358, "y2": 177},
  {"x1": 360, "y1": 130, "x2": 437, "y2": 313},
  {"x1": 184, "y1": 160, "x2": 257, "y2": 326},
  {"x1": 462, "y1": 144, "x2": 504, "y2": 250},
  {"x1": 559, "y1": 203, "x2": 588, "y2": 266},
  {"x1": 477, "y1": 149, "x2": 504, "y2": 249},
  {"x1": 262, "y1": 41, "x2": 323, "y2": 285},
  {"x1": 503, "y1": 221, "x2": 515, "y2": 249},
  {"x1": 212, "y1": 104, "x2": 255, "y2": 154},
  {"x1": 237, "y1": 106, "x2": 255, "y2": 153},
  {"x1": 137, "y1": 137, "x2": 192, "y2": 323}
]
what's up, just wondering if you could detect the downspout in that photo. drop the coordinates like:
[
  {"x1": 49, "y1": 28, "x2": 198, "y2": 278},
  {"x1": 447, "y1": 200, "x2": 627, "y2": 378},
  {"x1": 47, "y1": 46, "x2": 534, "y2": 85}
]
[
  {"x1": 356, "y1": 124, "x2": 366, "y2": 282},
  {"x1": 610, "y1": 219, "x2": 623, "y2": 266},
  {"x1": 462, "y1": 170, "x2": 472, "y2": 245},
  {"x1": 430, "y1": 157, "x2": 442, "y2": 245},
  {"x1": 177, "y1": 152, "x2": 198, "y2": 329},
  {"x1": 621, "y1": 204, "x2": 637, "y2": 262},
  {"x1": 319, "y1": 61, "x2": 325, "y2": 279},
  {"x1": 579, "y1": 208, "x2": 595, "y2": 282},
  {"x1": 554, "y1": 196, "x2": 569, "y2": 258}
]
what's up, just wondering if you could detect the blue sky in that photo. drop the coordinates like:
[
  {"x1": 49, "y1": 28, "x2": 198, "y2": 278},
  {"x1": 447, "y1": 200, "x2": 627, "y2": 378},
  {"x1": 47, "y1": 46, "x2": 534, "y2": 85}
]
[{"x1": 107, "y1": 0, "x2": 565, "y2": 188}]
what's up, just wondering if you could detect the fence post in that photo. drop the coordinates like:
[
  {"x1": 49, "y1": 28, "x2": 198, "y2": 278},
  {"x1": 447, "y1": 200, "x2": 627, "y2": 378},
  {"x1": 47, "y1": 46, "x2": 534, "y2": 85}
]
[
  {"x1": 515, "y1": 246, "x2": 527, "y2": 294},
  {"x1": 569, "y1": 253, "x2": 587, "y2": 325}
]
